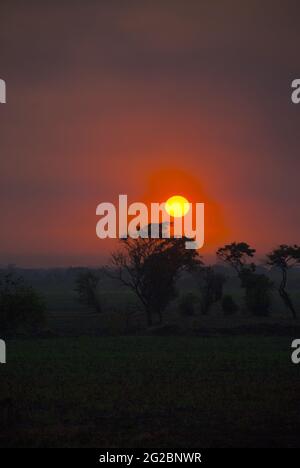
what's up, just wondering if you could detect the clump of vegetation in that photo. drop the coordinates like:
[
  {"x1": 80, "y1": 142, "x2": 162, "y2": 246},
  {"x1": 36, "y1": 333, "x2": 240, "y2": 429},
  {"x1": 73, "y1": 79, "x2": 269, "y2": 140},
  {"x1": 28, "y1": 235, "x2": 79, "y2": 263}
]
[
  {"x1": 0, "y1": 272, "x2": 45, "y2": 335},
  {"x1": 221, "y1": 294, "x2": 239, "y2": 316},
  {"x1": 178, "y1": 292, "x2": 198, "y2": 316},
  {"x1": 241, "y1": 269, "x2": 273, "y2": 316},
  {"x1": 74, "y1": 270, "x2": 102, "y2": 313},
  {"x1": 217, "y1": 241, "x2": 273, "y2": 317},
  {"x1": 266, "y1": 244, "x2": 300, "y2": 319},
  {"x1": 195, "y1": 266, "x2": 226, "y2": 315}
]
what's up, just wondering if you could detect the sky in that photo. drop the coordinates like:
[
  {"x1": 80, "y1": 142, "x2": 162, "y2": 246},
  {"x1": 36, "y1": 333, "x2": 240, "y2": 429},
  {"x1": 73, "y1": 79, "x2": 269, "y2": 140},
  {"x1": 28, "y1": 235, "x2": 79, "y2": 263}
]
[{"x1": 0, "y1": 0, "x2": 299, "y2": 267}]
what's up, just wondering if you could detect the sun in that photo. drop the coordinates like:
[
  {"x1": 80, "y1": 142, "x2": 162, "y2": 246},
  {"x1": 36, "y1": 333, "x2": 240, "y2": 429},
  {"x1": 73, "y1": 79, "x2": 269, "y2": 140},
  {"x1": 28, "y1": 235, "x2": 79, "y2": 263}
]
[{"x1": 165, "y1": 195, "x2": 190, "y2": 218}]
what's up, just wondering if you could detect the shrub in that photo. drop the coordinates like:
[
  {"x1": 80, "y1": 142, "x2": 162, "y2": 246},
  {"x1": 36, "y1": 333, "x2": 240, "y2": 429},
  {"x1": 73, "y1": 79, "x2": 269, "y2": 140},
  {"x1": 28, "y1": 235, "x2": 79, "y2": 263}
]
[
  {"x1": 0, "y1": 272, "x2": 45, "y2": 334},
  {"x1": 240, "y1": 269, "x2": 273, "y2": 316},
  {"x1": 244, "y1": 280, "x2": 272, "y2": 316},
  {"x1": 222, "y1": 295, "x2": 239, "y2": 316},
  {"x1": 193, "y1": 267, "x2": 226, "y2": 315},
  {"x1": 74, "y1": 270, "x2": 102, "y2": 312}
]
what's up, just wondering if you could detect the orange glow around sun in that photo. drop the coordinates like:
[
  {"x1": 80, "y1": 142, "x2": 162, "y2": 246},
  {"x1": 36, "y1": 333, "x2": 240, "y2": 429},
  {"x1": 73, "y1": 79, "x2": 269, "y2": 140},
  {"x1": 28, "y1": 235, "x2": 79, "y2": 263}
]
[
  {"x1": 141, "y1": 167, "x2": 228, "y2": 252},
  {"x1": 165, "y1": 195, "x2": 190, "y2": 218}
]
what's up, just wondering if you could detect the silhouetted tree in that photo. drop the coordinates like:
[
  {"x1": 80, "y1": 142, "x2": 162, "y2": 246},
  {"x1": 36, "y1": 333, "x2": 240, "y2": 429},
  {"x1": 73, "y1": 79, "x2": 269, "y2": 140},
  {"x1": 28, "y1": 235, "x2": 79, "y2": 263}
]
[
  {"x1": 107, "y1": 224, "x2": 202, "y2": 326},
  {"x1": 266, "y1": 245, "x2": 300, "y2": 319},
  {"x1": 74, "y1": 270, "x2": 102, "y2": 313},
  {"x1": 240, "y1": 269, "x2": 273, "y2": 316},
  {"x1": 216, "y1": 242, "x2": 256, "y2": 277},
  {"x1": 194, "y1": 266, "x2": 226, "y2": 315},
  {"x1": 217, "y1": 242, "x2": 274, "y2": 316},
  {"x1": 0, "y1": 272, "x2": 45, "y2": 334}
]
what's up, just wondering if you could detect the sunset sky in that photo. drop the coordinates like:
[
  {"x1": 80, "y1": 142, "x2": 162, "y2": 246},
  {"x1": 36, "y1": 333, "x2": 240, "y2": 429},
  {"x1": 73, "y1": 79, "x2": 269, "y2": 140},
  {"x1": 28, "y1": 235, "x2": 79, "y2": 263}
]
[{"x1": 1, "y1": 1, "x2": 299, "y2": 266}]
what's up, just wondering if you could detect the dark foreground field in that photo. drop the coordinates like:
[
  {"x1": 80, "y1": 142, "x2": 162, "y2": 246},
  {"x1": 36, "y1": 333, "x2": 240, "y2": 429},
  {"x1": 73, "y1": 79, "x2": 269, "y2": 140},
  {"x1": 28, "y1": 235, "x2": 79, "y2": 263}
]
[{"x1": 0, "y1": 336, "x2": 299, "y2": 447}]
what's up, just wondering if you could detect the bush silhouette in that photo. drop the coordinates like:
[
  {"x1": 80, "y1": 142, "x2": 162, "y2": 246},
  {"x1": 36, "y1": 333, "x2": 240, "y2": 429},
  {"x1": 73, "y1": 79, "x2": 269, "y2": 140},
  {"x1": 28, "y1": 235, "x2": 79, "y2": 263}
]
[
  {"x1": 74, "y1": 270, "x2": 102, "y2": 313},
  {"x1": 240, "y1": 270, "x2": 273, "y2": 316},
  {"x1": 266, "y1": 244, "x2": 300, "y2": 319},
  {"x1": 0, "y1": 272, "x2": 45, "y2": 334},
  {"x1": 194, "y1": 266, "x2": 226, "y2": 315}
]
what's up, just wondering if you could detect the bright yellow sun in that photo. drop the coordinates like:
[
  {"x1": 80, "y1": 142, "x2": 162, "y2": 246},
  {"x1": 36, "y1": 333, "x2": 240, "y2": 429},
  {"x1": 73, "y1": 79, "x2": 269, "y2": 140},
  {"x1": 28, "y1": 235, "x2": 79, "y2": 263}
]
[{"x1": 165, "y1": 195, "x2": 190, "y2": 218}]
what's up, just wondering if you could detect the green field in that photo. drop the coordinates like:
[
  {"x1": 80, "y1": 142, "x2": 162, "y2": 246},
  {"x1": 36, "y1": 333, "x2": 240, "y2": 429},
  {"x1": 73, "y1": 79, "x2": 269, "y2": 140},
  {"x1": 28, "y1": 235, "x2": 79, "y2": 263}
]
[{"x1": 1, "y1": 335, "x2": 299, "y2": 447}]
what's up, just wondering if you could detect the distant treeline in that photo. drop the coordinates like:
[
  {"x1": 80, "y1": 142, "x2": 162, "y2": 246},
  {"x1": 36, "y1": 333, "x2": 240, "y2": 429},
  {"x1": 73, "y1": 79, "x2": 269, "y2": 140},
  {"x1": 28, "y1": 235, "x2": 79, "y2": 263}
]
[
  {"x1": 1, "y1": 240, "x2": 299, "y2": 333},
  {"x1": 1, "y1": 264, "x2": 299, "y2": 288}
]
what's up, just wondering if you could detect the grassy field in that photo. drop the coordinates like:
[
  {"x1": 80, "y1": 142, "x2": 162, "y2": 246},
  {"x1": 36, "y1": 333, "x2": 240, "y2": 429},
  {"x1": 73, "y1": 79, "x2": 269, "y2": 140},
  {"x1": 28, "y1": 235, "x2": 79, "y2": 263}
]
[{"x1": 1, "y1": 335, "x2": 299, "y2": 448}]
